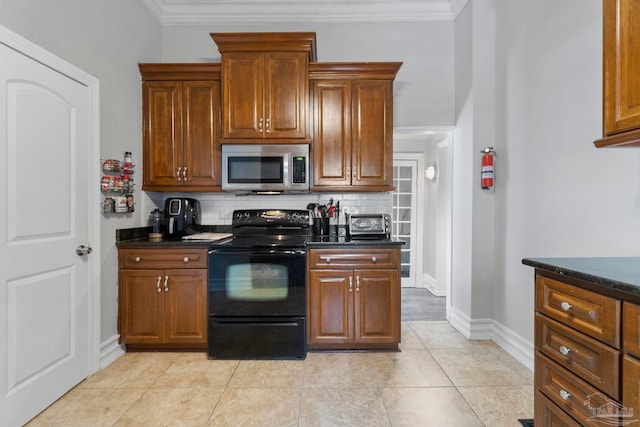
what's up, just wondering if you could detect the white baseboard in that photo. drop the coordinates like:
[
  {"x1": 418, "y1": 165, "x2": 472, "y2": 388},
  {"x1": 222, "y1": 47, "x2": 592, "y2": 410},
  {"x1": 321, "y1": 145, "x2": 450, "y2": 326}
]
[
  {"x1": 423, "y1": 274, "x2": 446, "y2": 297},
  {"x1": 99, "y1": 334, "x2": 125, "y2": 369},
  {"x1": 448, "y1": 306, "x2": 533, "y2": 371}
]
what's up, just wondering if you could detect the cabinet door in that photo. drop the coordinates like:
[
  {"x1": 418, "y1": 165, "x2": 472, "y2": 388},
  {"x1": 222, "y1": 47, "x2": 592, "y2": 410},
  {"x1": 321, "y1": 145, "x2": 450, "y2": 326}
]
[
  {"x1": 312, "y1": 80, "x2": 351, "y2": 187},
  {"x1": 603, "y1": 0, "x2": 640, "y2": 137},
  {"x1": 119, "y1": 269, "x2": 165, "y2": 344},
  {"x1": 265, "y1": 52, "x2": 307, "y2": 139},
  {"x1": 354, "y1": 269, "x2": 400, "y2": 345},
  {"x1": 221, "y1": 52, "x2": 264, "y2": 139},
  {"x1": 142, "y1": 81, "x2": 183, "y2": 188},
  {"x1": 183, "y1": 81, "x2": 221, "y2": 188},
  {"x1": 307, "y1": 269, "x2": 353, "y2": 345},
  {"x1": 351, "y1": 80, "x2": 393, "y2": 189},
  {"x1": 623, "y1": 355, "x2": 640, "y2": 423},
  {"x1": 163, "y1": 269, "x2": 207, "y2": 344}
]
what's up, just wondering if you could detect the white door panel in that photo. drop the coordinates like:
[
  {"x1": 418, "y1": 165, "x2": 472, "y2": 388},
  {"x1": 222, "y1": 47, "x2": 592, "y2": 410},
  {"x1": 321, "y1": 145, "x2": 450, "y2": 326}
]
[{"x1": 0, "y1": 26, "x2": 98, "y2": 427}]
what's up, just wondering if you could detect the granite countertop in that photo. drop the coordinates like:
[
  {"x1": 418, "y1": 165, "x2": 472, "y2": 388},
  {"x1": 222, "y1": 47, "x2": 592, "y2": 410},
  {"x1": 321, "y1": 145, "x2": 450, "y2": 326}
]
[
  {"x1": 522, "y1": 257, "x2": 640, "y2": 298},
  {"x1": 116, "y1": 226, "x2": 404, "y2": 248}
]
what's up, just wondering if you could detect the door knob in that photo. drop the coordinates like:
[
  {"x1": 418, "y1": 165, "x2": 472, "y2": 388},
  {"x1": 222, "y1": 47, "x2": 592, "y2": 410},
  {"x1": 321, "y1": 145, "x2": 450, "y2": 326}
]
[{"x1": 76, "y1": 245, "x2": 93, "y2": 256}]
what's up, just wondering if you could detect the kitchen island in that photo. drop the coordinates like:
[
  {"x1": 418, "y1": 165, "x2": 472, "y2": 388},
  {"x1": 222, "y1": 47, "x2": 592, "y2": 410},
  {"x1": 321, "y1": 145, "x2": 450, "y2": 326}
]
[{"x1": 522, "y1": 257, "x2": 640, "y2": 426}]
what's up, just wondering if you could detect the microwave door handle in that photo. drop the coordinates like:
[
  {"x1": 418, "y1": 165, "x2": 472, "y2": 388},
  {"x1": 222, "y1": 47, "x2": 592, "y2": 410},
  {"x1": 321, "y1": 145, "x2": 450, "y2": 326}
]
[{"x1": 168, "y1": 217, "x2": 174, "y2": 234}]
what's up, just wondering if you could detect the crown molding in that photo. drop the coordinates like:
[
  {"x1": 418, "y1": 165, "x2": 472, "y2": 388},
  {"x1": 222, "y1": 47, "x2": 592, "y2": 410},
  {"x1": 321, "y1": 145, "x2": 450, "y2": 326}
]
[
  {"x1": 449, "y1": 0, "x2": 470, "y2": 19},
  {"x1": 140, "y1": 0, "x2": 456, "y2": 25}
]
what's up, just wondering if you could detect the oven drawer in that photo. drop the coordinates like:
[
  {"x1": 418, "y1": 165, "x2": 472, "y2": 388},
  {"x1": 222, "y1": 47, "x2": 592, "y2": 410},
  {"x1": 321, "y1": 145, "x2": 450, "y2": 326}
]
[
  {"x1": 536, "y1": 352, "x2": 614, "y2": 425},
  {"x1": 535, "y1": 274, "x2": 620, "y2": 347},
  {"x1": 535, "y1": 313, "x2": 620, "y2": 399},
  {"x1": 119, "y1": 248, "x2": 208, "y2": 269},
  {"x1": 307, "y1": 248, "x2": 399, "y2": 269}
]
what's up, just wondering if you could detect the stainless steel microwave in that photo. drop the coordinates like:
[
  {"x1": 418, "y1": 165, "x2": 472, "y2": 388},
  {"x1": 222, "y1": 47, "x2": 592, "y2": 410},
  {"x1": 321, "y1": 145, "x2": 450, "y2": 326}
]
[{"x1": 222, "y1": 144, "x2": 310, "y2": 193}]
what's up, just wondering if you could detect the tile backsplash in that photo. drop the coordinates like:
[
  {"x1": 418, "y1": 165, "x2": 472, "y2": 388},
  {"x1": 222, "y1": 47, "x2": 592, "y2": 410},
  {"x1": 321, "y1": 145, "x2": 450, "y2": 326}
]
[{"x1": 153, "y1": 191, "x2": 393, "y2": 225}]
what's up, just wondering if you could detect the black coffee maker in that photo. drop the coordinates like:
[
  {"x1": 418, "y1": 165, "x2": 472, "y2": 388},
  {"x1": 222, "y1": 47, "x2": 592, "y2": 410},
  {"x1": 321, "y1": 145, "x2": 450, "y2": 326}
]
[{"x1": 163, "y1": 198, "x2": 201, "y2": 238}]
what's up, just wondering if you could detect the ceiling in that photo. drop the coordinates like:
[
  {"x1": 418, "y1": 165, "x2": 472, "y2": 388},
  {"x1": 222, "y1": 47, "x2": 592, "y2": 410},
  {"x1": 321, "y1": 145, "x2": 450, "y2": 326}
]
[{"x1": 140, "y1": 0, "x2": 468, "y2": 25}]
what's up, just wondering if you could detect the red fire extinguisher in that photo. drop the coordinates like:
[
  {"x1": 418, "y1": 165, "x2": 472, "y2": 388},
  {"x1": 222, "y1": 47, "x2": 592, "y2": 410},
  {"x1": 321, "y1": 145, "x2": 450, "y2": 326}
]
[{"x1": 481, "y1": 147, "x2": 496, "y2": 190}]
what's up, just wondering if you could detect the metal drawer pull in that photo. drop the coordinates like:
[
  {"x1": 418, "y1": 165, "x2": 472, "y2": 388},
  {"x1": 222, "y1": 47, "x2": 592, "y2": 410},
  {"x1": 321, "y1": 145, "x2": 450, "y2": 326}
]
[
  {"x1": 176, "y1": 167, "x2": 182, "y2": 181},
  {"x1": 560, "y1": 302, "x2": 572, "y2": 311},
  {"x1": 156, "y1": 276, "x2": 162, "y2": 293},
  {"x1": 321, "y1": 256, "x2": 331, "y2": 264},
  {"x1": 349, "y1": 276, "x2": 353, "y2": 293},
  {"x1": 183, "y1": 257, "x2": 190, "y2": 263},
  {"x1": 371, "y1": 256, "x2": 377, "y2": 263},
  {"x1": 559, "y1": 345, "x2": 571, "y2": 356},
  {"x1": 135, "y1": 256, "x2": 141, "y2": 263},
  {"x1": 265, "y1": 118, "x2": 270, "y2": 133},
  {"x1": 183, "y1": 167, "x2": 188, "y2": 181},
  {"x1": 356, "y1": 276, "x2": 360, "y2": 292},
  {"x1": 164, "y1": 275, "x2": 169, "y2": 292},
  {"x1": 559, "y1": 390, "x2": 571, "y2": 401}
]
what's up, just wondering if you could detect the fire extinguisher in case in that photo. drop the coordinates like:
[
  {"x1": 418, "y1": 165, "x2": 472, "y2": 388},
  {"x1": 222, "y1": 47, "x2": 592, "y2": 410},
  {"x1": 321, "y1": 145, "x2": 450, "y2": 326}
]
[{"x1": 481, "y1": 147, "x2": 496, "y2": 190}]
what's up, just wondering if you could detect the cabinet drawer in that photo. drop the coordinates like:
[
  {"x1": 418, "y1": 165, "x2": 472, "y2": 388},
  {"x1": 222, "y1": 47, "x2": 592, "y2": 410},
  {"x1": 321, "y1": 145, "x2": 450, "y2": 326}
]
[
  {"x1": 534, "y1": 390, "x2": 582, "y2": 427},
  {"x1": 536, "y1": 352, "x2": 616, "y2": 425},
  {"x1": 307, "y1": 249, "x2": 398, "y2": 269},
  {"x1": 119, "y1": 248, "x2": 208, "y2": 269},
  {"x1": 535, "y1": 314, "x2": 620, "y2": 399},
  {"x1": 536, "y1": 274, "x2": 620, "y2": 347},
  {"x1": 623, "y1": 302, "x2": 640, "y2": 358}
]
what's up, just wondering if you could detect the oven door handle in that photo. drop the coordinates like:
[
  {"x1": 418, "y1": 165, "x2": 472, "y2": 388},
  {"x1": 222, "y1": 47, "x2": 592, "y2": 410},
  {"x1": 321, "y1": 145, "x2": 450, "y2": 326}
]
[{"x1": 208, "y1": 249, "x2": 306, "y2": 256}]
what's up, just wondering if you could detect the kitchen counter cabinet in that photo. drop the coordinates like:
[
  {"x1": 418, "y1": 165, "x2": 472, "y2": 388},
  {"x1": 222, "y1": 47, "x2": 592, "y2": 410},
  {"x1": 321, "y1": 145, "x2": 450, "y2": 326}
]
[
  {"x1": 309, "y1": 63, "x2": 401, "y2": 192},
  {"x1": 523, "y1": 257, "x2": 640, "y2": 425},
  {"x1": 139, "y1": 64, "x2": 222, "y2": 191},
  {"x1": 595, "y1": 0, "x2": 640, "y2": 147},
  {"x1": 307, "y1": 248, "x2": 400, "y2": 350},
  {"x1": 118, "y1": 248, "x2": 208, "y2": 350},
  {"x1": 211, "y1": 32, "x2": 316, "y2": 142}
]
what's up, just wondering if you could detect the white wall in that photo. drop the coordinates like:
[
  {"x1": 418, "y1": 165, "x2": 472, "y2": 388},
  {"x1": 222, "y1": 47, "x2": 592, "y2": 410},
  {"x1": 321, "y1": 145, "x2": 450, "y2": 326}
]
[
  {"x1": 494, "y1": 0, "x2": 640, "y2": 345},
  {"x1": 0, "y1": 0, "x2": 162, "y2": 348},
  {"x1": 160, "y1": 22, "x2": 455, "y2": 127}
]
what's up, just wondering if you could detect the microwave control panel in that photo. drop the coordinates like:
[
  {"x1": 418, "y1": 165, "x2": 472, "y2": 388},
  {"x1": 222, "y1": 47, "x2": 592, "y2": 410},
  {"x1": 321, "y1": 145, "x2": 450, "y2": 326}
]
[{"x1": 292, "y1": 156, "x2": 306, "y2": 183}]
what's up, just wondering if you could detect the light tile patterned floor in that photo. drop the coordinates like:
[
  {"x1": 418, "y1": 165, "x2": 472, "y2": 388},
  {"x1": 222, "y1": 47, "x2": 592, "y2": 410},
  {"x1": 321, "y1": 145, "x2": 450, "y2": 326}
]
[{"x1": 27, "y1": 321, "x2": 533, "y2": 426}]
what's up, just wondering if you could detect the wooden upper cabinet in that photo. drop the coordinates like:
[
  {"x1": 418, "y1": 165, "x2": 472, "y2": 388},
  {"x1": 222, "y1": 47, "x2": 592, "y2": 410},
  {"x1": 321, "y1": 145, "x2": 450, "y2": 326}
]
[
  {"x1": 211, "y1": 32, "x2": 316, "y2": 142},
  {"x1": 595, "y1": 0, "x2": 640, "y2": 147},
  {"x1": 139, "y1": 64, "x2": 222, "y2": 191},
  {"x1": 310, "y1": 63, "x2": 402, "y2": 191}
]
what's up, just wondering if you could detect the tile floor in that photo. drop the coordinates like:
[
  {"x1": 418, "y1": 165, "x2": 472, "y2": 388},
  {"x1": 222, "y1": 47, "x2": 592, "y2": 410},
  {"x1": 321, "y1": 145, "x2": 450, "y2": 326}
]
[{"x1": 27, "y1": 321, "x2": 533, "y2": 426}]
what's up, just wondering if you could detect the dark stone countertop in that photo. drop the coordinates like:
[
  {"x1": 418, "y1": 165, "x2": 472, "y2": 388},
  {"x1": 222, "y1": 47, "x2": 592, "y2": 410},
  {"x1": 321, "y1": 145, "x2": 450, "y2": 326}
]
[
  {"x1": 116, "y1": 226, "x2": 404, "y2": 249},
  {"x1": 305, "y1": 234, "x2": 404, "y2": 248},
  {"x1": 522, "y1": 257, "x2": 640, "y2": 298}
]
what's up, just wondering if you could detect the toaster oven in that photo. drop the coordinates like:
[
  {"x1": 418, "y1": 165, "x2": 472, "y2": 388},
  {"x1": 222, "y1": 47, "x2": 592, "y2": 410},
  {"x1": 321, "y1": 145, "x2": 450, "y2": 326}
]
[{"x1": 347, "y1": 213, "x2": 391, "y2": 239}]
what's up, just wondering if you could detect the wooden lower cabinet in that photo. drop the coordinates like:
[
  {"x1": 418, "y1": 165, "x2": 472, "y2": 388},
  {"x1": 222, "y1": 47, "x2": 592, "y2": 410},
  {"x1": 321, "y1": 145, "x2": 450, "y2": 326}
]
[
  {"x1": 118, "y1": 248, "x2": 208, "y2": 349},
  {"x1": 307, "y1": 248, "x2": 400, "y2": 350},
  {"x1": 532, "y1": 271, "x2": 640, "y2": 426}
]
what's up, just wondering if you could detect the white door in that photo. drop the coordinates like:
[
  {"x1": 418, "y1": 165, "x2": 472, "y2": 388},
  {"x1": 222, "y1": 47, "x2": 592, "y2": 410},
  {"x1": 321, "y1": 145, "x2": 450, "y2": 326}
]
[
  {"x1": 0, "y1": 27, "x2": 99, "y2": 427},
  {"x1": 391, "y1": 158, "x2": 423, "y2": 288}
]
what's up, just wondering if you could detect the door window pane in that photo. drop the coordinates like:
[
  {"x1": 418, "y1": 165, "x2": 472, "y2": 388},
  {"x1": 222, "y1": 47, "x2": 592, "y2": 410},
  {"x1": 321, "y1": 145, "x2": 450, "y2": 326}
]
[{"x1": 227, "y1": 263, "x2": 288, "y2": 300}]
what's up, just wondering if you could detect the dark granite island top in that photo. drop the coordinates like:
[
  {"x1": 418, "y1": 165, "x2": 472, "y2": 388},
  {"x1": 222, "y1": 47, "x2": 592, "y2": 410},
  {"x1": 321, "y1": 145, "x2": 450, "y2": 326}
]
[{"x1": 522, "y1": 257, "x2": 640, "y2": 301}]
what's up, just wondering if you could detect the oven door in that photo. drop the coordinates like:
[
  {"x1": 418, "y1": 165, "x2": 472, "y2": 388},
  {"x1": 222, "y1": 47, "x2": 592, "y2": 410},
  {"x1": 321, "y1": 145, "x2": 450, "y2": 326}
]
[{"x1": 208, "y1": 248, "x2": 306, "y2": 317}]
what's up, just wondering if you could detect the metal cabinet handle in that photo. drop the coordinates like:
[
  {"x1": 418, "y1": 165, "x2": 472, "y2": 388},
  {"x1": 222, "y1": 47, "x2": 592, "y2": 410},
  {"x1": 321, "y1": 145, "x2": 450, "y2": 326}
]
[
  {"x1": 349, "y1": 276, "x2": 353, "y2": 293},
  {"x1": 135, "y1": 256, "x2": 141, "y2": 263},
  {"x1": 560, "y1": 301, "x2": 572, "y2": 311},
  {"x1": 559, "y1": 390, "x2": 571, "y2": 401},
  {"x1": 183, "y1": 166, "x2": 188, "y2": 181},
  {"x1": 371, "y1": 256, "x2": 377, "y2": 263},
  {"x1": 164, "y1": 275, "x2": 169, "y2": 292},
  {"x1": 258, "y1": 118, "x2": 263, "y2": 132},
  {"x1": 356, "y1": 276, "x2": 360, "y2": 292},
  {"x1": 320, "y1": 256, "x2": 331, "y2": 264},
  {"x1": 265, "y1": 118, "x2": 270, "y2": 133},
  {"x1": 176, "y1": 167, "x2": 182, "y2": 181},
  {"x1": 352, "y1": 167, "x2": 356, "y2": 179},
  {"x1": 156, "y1": 276, "x2": 162, "y2": 293},
  {"x1": 559, "y1": 345, "x2": 571, "y2": 356},
  {"x1": 183, "y1": 257, "x2": 190, "y2": 263},
  {"x1": 346, "y1": 168, "x2": 350, "y2": 179}
]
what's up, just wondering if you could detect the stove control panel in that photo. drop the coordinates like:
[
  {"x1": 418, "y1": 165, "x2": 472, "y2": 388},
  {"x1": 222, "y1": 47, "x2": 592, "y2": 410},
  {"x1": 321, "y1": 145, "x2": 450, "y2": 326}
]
[{"x1": 232, "y1": 209, "x2": 311, "y2": 227}]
